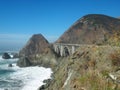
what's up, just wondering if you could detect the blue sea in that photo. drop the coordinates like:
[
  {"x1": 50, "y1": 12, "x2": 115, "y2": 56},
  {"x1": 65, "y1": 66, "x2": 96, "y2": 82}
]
[{"x1": 0, "y1": 52, "x2": 52, "y2": 90}]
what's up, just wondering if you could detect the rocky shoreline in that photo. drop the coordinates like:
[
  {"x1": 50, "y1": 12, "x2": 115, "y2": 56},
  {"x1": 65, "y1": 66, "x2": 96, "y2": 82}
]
[{"x1": 2, "y1": 52, "x2": 19, "y2": 59}]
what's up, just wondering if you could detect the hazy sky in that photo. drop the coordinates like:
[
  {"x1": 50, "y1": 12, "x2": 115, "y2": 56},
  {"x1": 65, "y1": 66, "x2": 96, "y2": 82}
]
[{"x1": 0, "y1": 0, "x2": 120, "y2": 51}]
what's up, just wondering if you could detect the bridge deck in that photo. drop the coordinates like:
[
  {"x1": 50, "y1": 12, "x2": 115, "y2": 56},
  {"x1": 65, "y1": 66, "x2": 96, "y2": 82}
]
[{"x1": 54, "y1": 43, "x2": 112, "y2": 47}]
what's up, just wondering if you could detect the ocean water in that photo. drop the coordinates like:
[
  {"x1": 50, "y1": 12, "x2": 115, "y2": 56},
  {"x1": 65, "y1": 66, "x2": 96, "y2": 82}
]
[{"x1": 0, "y1": 52, "x2": 52, "y2": 90}]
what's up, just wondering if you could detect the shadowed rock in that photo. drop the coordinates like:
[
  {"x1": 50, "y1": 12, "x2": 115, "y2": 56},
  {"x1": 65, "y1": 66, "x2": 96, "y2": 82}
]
[
  {"x1": 13, "y1": 53, "x2": 19, "y2": 58},
  {"x1": 2, "y1": 53, "x2": 11, "y2": 59},
  {"x1": 8, "y1": 64, "x2": 13, "y2": 67},
  {"x1": 39, "y1": 80, "x2": 51, "y2": 90},
  {"x1": 17, "y1": 57, "x2": 32, "y2": 67}
]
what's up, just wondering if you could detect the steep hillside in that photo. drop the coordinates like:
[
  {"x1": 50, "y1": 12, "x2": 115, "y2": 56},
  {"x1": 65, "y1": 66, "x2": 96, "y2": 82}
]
[
  {"x1": 45, "y1": 45, "x2": 120, "y2": 90},
  {"x1": 56, "y1": 14, "x2": 120, "y2": 45}
]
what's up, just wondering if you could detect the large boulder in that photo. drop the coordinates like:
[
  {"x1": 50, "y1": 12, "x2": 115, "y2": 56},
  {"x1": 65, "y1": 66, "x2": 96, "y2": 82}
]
[
  {"x1": 2, "y1": 53, "x2": 11, "y2": 59},
  {"x1": 8, "y1": 64, "x2": 13, "y2": 67}
]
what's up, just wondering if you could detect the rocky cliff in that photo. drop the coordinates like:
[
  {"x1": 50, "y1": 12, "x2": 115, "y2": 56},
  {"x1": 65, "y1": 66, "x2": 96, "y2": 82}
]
[
  {"x1": 19, "y1": 34, "x2": 50, "y2": 57},
  {"x1": 56, "y1": 14, "x2": 120, "y2": 45},
  {"x1": 18, "y1": 34, "x2": 58, "y2": 68}
]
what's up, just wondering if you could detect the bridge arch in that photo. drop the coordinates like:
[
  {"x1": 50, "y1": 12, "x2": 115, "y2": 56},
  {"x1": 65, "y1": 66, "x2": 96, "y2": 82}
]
[
  {"x1": 63, "y1": 46, "x2": 70, "y2": 57},
  {"x1": 53, "y1": 43, "x2": 82, "y2": 57},
  {"x1": 55, "y1": 46, "x2": 60, "y2": 56}
]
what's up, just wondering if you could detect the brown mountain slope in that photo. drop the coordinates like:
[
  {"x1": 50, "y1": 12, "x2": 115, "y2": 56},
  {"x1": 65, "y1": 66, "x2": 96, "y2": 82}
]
[{"x1": 56, "y1": 14, "x2": 120, "y2": 44}]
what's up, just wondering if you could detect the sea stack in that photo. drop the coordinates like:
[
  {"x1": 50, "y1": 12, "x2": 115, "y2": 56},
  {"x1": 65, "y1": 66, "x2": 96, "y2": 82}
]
[
  {"x1": 19, "y1": 34, "x2": 50, "y2": 57},
  {"x1": 2, "y1": 52, "x2": 11, "y2": 59},
  {"x1": 18, "y1": 33, "x2": 57, "y2": 68}
]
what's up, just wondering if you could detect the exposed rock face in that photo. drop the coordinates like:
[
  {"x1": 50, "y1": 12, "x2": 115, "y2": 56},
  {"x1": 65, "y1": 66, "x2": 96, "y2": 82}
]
[
  {"x1": 19, "y1": 34, "x2": 49, "y2": 57},
  {"x1": 18, "y1": 34, "x2": 58, "y2": 68},
  {"x1": 13, "y1": 53, "x2": 19, "y2": 58},
  {"x1": 17, "y1": 57, "x2": 32, "y2": 67},
  {"x1": 2, "y1": 53, "x2": 11, "y2": 59},
  {"x1": 56, "y1": 14, "x2": 120, "y2": 45}
]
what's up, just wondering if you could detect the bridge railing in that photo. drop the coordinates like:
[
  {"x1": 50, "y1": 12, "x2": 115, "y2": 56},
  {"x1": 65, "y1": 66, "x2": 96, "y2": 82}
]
[
  {"x1": 53, "y1": 43, "x2": 97, "y2": 47},
  {"x1": 54, "y1": 43, "x2": 83, "y2": 46}
]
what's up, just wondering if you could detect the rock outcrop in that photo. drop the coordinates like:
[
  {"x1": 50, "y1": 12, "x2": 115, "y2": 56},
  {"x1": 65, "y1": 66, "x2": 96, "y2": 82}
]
[
  {"x1": 13, "y1": 53, "x2": 19, "y2": 58},
  {"x1": 18, "y1": 34, "x2": 58, "y2": 68},
  {"x1": 56, "y1": 14, "x2": 120, "y2": 45},
  {"x1": 2, "y1": 53, "x2": 11, "y2": 59},
  {"x1": 17, "y1": 57, "x2": 32, "y2": 67},
  {"x1": 19, "y1": 34, "x2": 50, "y2": 57}
]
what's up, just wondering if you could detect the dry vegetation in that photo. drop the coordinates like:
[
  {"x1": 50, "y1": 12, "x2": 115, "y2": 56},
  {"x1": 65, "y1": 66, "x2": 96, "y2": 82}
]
[
  {"x1": 46, "y1": 46, "x2": 120, "y2": 90},
  {"x1": 110, "y1": 50, "x2": 120, "y2": 67}
]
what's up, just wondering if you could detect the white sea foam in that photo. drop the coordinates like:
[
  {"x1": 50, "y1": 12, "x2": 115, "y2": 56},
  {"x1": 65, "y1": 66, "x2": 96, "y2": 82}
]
[
  {"x1": 0, "y1": 55, "x2": 17, "y2": 61},
  {"x1": 0, "y1": 56, "x2": 4, "y2": 60},
  {"x1": 0, "y1": 59, "x2": 18, "y2": 69},
  {"x1": 10, "y1": 54, "x2": 13, "y2": 58},
  {"x1": 10, "y1": 66, "x2": 52, "y2": 90},
  {"x1": 0, "y1": 55, "x2": 52, "y2": 90}
]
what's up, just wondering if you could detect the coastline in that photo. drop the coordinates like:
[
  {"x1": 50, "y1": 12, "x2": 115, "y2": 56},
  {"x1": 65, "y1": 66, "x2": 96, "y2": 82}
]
[
  {"x1": 21, "y1": 67, "x2": 52, "y2": 90},
  {"x1": 0, "y1": 55, "x2": 52, "y2": 90}
]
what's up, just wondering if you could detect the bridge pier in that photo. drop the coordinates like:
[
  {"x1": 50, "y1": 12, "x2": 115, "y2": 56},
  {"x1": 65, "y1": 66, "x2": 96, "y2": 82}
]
[
  {"x1": 60, "y1": 45, "x2": 64, "y2": 56},
  {"x1": 72, "y1": 46, "x2": 75, "y2": 54}
]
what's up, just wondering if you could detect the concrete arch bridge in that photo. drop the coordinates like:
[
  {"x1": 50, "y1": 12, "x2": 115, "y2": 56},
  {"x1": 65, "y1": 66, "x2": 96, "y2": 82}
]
[
  {"x1": 53, "y1": 43, "x2": 111, "y2": 57},
  {"x1": 53, "y1": 43, "x2": 83, "y2": 57}
]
